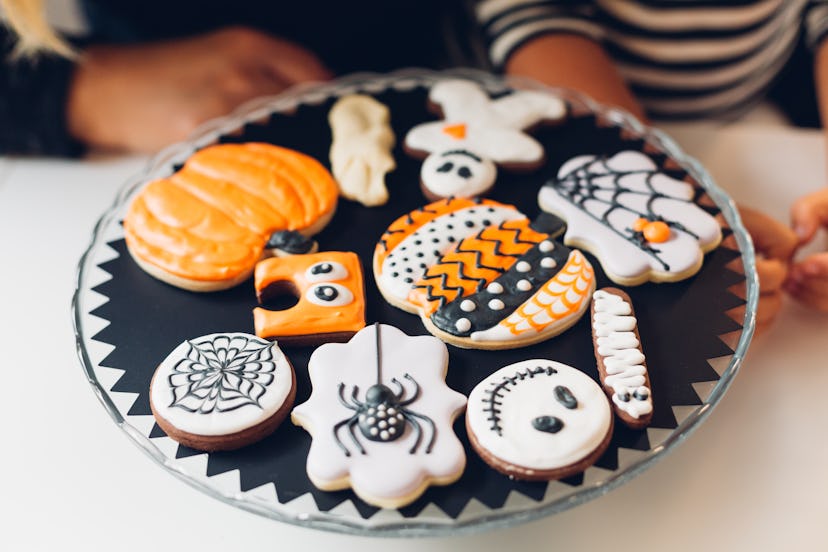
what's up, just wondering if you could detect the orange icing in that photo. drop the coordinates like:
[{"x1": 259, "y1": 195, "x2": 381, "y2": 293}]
[
  {"x1": 374, "y1": 197, "x2": 505, "y2": 266},
  {"x1": 442, "y1": 123, "x2": 467, "y2": 140},
  {"x1": 123, "y1": 143, "x2": 338, "y2": 283},
  {"x1": 253, "y1": 251, "x2": 366, "y2": 339},
  {"x1": 633, "y1": 218, "x2": 648, "y2": 232},
  {"x1": 409, "y1": 219, "x2": 547, "y2": 316},
  {"x1": 643, "y1": 221, "x2": 670, "y2": 243},
  {"x1": 498, "y1": 250, "x2": 595, "y2": 336}
]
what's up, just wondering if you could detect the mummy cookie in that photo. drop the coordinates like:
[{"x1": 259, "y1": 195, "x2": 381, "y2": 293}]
[
  {"x1": 466, "y1": 360, "x2": 613, "y2": 481},
  {"x1": 374, "y1": 198, "x2": 595, "y2": 349},
  {"x1": 591, "y1": 288, "x2": 653, "y2": 428},
  {"x1": 150, "y1": 333, "x2": 296, "y2": 452},
  {"x1": 123, "y1": 142, "x2": 338, "y2": 292},
  {"x1": 329, "y1": 95, "x2": 396, "y2": 207},
  {"x1": 405, "y1": 79, "x2": 566, "y2": 199},
  {"x1": 291, "y1": 324, "x2": 467, "y2": 509},
  {"x1": 254, "y1": 251, "x2": 366, "y2": 345},
  {"x1": 539, "y1": 151, "x2": 722, "y2": 285}
]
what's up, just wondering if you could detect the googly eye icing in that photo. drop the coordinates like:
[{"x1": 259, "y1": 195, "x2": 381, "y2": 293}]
[
  {"x1": 305, "y1": 261, "x2": 348, "y2": 282},
  {"x1": 305, "y1": 283, "x2": 354, "y2": 307}
]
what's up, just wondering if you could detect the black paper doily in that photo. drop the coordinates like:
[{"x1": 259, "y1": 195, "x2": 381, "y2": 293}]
[{"x1": 73, "y1": 70, "x2": 755, "y2": 536}]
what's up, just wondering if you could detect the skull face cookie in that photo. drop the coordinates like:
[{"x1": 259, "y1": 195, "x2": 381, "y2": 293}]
[
  {"x1": 291, "y1": 324, "x2": 467, "y2": 509},
  {"x1": 405, "y1": 79, "x2": 566, "y2": 199},
  {"x1": 466, "y1": 360, "x2": 613, "y2": 481}
]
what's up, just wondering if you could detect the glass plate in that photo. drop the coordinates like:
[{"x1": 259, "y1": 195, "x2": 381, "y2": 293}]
[{"x1": 72, "y1": 68, "x2": 757, "y2": 536}]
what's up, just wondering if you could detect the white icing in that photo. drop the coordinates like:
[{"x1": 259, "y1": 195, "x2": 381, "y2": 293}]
[
  {"x1": 539, "y1": 240, "x2": 554, "y2": 253},
  {"x1": 378, "y1": 205, "x2": 524, "y2": 301},
  {"x1": 420, "y1": 150, "x2": 497, "y2": 199},
  {"x1": 305, "y1": 261, "x2": 348, "y2": 283},
  {"x1": 541, "y1": 257, "x2": 557, "y2": 268},
  {"x1": 487, "y1": 282, "x2": 504, "y2": 294},
  {"x1": 592, "y1": 290, "x2": 653, "y2": 419},
  {"x1": 460, "y1": 299, "x2": 476, "y2": 312},
  {"x1": 328, "y1": 94, "x2": 396, "y2": 207},
  {"x1": 305, "y1": 283, "x2": 354, "y2": 307},
  {"x1": 516, "y1": 261, "x2": 531, "y2": 272},
  {"x1": 456, "y1": 318, "x2": 472, "y2": 332},
  {"x1": 538, "y1": 151, "x2": 722, "y2": 282},
  {"x1": 467, "y1": 360, "x2": 611, "y2": 471},
  {"x1": 150, "y1": 333, "x2": 293, "y2": 437},
  {"x1": 516, "y1": 279, "x2": 532, "y2": 291},
  {"x1": 488, "y1": 299, "x2": 505, "y2": 310},
  {"x1": 292, "y1": 324, "x2": 467, "y2": 504}
]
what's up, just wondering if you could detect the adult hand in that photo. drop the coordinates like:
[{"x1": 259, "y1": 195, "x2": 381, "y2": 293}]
[
  {"x1": 67, "y1": 26, "x2": 333, "y2": 152},
  {"x1": 786, "y1": 188, "x2": 828, "y2": 311},
  {"x1": 739, "y1": 206, "x2": 798, "y2": 334}
]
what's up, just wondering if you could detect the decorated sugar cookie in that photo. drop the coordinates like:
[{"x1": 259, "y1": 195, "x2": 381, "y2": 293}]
[
  {"x1": 254, "y1": 251, "x2": 366, "y2": 345},
  {"x1": 123, "y1": 142, "x2": 339, "y2": 292},
  {"x1": 264, "y1": 230, "x2": 319, "y2": 257},
  {"x1": 538, "y1": 151, "x2": 722, "y2": 285},
  {"x1": 405, "y1": 79, "x2": 566, "y2": 199},
  {"x1": 466, "y1": 360, "x2": 613, "y2": 481},
  {"x1": 329, "y1": 95, "x2": 396, "y2": 207},
  {"x1": 374, "y1": 198, "x2": 595, "y2": 350},
  {"x1": 150, "y1": 333, "x2": 296, "y2": 452},
  {"x1": 291, "y1": 324, "x2": 467, "y2": 509},
  {"x1": 591, "y1": 288, "x2": 653, "y2": 428}
]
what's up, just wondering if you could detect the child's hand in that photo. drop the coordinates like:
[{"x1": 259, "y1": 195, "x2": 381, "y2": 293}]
[
  {"x1": 786, "y1": 188, "x2": 828, "y2": 311},
  {"x1": 739, "y1": 206, "x2": 798, "y2": 333},
  {"x1": 67, "y1": 26, "x2": 332, "y2": 153}
]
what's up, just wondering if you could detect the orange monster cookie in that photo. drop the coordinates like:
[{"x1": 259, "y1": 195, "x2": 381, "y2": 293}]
[
  {"x1": 373, "y1": 198, "x2": 595, "y2": 350},
  {"x1": 123, "y1": 143, "x2": 339, "y2": 292},
  {"x1": 150, "y1": 333, "x2": 296, "y2": 452},
  {"x1": 254, "y1": 251, "x2": 366, "y2": 346}
]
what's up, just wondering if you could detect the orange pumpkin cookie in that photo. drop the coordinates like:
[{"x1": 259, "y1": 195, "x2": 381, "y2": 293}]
[
  {"x1": 254, "y1": 251, "x2": 366, "y2": 346},
  {"x1": 373, "y1": 198, "x2": 595, "y2": 350},
  {"x1": 123, "y1": 143, "x2": 339, "y2": 292}
]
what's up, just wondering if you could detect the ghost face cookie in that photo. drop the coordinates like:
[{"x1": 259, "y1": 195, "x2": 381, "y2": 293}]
[
  {"x1": 291, "y1": 324, "x2": 467, "y2": 509},
  {"x1": 150, "y1": 333, "x2": 296, "y2": 452},
  {"x1": 253, "y1": 251, "x2": 366, "y2": 345},
  {"x1": 538, "y1": 151, "x2": 722, "y2": 285},
  {"x1": 374, "y1": 198, "x2": 595, "y2": 350},
  {"x1": 123, "y1": 143, "x2": 339, "y2": 292},
  {"x1": 466, "y1": 360, "x2": 613, "y2": 481},
  {"x1": 405, "y1": 79, "x2": 566, "y2": 199}
]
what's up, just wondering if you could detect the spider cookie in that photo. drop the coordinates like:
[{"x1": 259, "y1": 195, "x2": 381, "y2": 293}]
[
  {"x1": 466, "y1": 360, "x2": 613, "y2": 481},
  {"x1": 405, "y1": 79, "x2": 566, "y2": 199},
  {"x1": 329, "y1": 94, "x2": 396, "y2": 207},
  {"x1": 538, "y1": 151, "x2": 722, "y2": 285},
  {"x1": 150, "y1": 333, "x2": 296, "y2": 452},
  {"x1": 291, "y1": 323, "x2": 467, "y2": 509},
  {"x1": 123, "y1": 142, "x2": 339, "y2": 292},
  {"x1": 374, "y1": 198, "x2": 595, "y2": 349},
  {"x1": 253, "y1": 251, "x2": 366, "y2": 345},
  {"x1": 591, "y1": 288, "x2": 653, "y2": 428}
]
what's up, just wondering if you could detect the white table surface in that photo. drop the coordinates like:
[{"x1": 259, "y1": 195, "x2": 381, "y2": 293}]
[{"x1": 2, "y1": 120, "x2": 827, "y2": 551}]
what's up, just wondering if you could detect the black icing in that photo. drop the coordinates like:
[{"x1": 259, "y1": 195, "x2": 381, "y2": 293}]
[
  {"x1": 310, "y1": 262, "x2": 334, "y2": 275},
  {"x1": 429, "y1": 236, "x2": 572, "y2": 337},
  {"x1": 89, "y1": 83, "x2": 744, "y2": 520},
  {"x1": 482, "y1": 364, "x2": 559, "y2": 436},
  {"x1": 314, "y1": 285, "x2": 339, "y2": 302},
  {"x1": 554, "y1": 385, "x2": 578, "y2": 410},
  {"x1": 532, "y1": 415, "x2": 564, "y2": 434},
  {"x1": 265, "y1": 230, "x2": 316, "y2": 255}
]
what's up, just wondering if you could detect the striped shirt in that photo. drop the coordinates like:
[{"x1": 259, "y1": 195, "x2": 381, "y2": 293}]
[{"x1": 475, "y1": 0, "x2": 828, "y2": 119}]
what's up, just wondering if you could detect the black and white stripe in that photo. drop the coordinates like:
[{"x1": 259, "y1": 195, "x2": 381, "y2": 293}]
[{"x1": 475, "y1": 0, "x2": 828, "y2": 119}]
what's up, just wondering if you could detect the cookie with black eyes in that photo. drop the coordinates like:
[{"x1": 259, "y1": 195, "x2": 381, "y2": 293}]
[
  {"x1": 419, "y1": 149, "x2": 497, "y2": 201},
  {"x1": 466, "y1": 359, "x2": 613, "y2": 481},
  {"x1": 253, "y1": 251, "x2": 366, "y2": 345}
]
